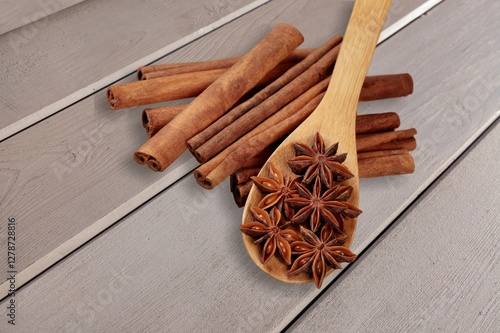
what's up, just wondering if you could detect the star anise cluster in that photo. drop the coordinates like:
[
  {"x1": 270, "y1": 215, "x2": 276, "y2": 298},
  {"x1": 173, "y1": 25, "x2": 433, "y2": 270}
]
[{"x1": 241, "y1": 132, "x2": 362, "y2": 288}]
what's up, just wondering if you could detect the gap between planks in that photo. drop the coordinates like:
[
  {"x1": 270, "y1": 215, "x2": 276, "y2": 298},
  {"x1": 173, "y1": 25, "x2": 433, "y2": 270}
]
[
  {"x1": 0, "y1": 0, "x2": 447, "y2": 300},
  {"x1": 0, "y1": 0, "x2": 86, "y2": 36}
]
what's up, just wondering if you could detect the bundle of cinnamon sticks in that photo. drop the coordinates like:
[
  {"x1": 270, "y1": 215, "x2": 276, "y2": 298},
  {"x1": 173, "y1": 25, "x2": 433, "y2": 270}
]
[{"x1": 106, "y1": 24, "x2": 417, "y2": 206}]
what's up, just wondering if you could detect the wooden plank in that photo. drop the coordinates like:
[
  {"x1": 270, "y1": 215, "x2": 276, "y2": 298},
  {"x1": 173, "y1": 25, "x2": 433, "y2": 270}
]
[
  {"x1": 0, "y1": 0, "x2": 431, "y2": 298},
  {"x1": 0, "y1": 0, "x2": 86, "y2": 36},
  {"x1": 0, "y1": 0, "x2": 268, "y2": 141},
  {"x1": 289, "y1": 121, "x2": 500, "y2": 333},
  {"x1": 0, "y1": 0, "x2": 497, "y2": 331}
]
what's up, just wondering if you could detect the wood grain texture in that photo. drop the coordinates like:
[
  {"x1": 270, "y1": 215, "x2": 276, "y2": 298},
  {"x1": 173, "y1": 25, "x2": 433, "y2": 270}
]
[
  {"x1": 0, "y1": 0, "x2": 86, "y2": 35},
  {"x1": 289, "y1": 121, "x2": 500, "y2": 333},
  {"x1": 0, "y1": 0, "x2": 427, "y2": 298},
  {"x1": 0, "y1": 0, "x2": 264, "y2": 140},
  {"x1": 0, "y1": 0, "x2": 497, "y2": 331}
]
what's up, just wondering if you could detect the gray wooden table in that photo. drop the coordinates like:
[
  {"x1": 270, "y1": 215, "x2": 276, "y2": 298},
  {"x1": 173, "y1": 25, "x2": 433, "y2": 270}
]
[{"x1": 0, "y1": 0, "x2": 498, "y2": 332}]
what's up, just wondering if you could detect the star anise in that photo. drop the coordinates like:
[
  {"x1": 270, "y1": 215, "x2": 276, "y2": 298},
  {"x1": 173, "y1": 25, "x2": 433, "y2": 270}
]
[
  {"x1": 288, "y1": 132, "x2": 354, "y2": 187},
  {"x1": 240, "y1": 207, "x2": 301, "y2": 265},
  {"x1": 288, "y1": 226, "x2": 357, "y2": 288},
  {"x1": 251, "y1": 163, "x2": 299, "y2": 219},
  {"x1": 286, "y1": 177, "x2": 362, "y2": 233}
]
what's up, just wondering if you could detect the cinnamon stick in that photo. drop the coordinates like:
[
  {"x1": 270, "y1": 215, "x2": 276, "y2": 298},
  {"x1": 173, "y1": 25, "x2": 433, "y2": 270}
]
[
  {"x1": 194, "y1": 89, "x2": 330, "y2": 189},
  {"x1": 230, "y1": 169, "x2": 260, "y2": 192},
  {"x1": 186, "y1": 35, "x2": 342, "y2": 154},
  {"x1": 355, "y1": 112, "x2": 400, "y2": 134},
  {"x1": 190, "y1": 71, "x2": 413, "y2": 163},
  {"x1": 230, "y1": 167, "x2": 261, "y2": 193},
  {"x1": 233, "y1": 181, "x2": 254, "y2": 207},
  {"x1": 134, "y1": 24, "x2": 304, "y2": 172},
  {"x1": 142, "y1": 105, "x2": 185, "y2": 135},
  {"x1": 143, "y1": 98, "x2": 402, "y2": 138},
  {"x1": 367, "y1": 138, "x2": 417, "y2": 152},
  {"x1": 232, "y1": 137, "x2": 416, "y2": 172},
  {"x1": 357, "y1": 148, "x2": 409, "y2": 159},
  {"x1": 189, "y1": 43, "x2": 342, "y2": 164},
  {"x1": 234, "y1": 142, "x2": 415, "y2": 178},
  {"x1": 231, "y1": 151, "x2": 415, "y2": 207},
  {"x1": 138, "y1": 48, "x2": 315, "y2": 80},
  {"x1": 358, "y1": 153, "x2": 415, "y2": 178},
  {"x1": 108, "y1": 69, "x2": 224, "y2": 110},
  {"x1": 194, "y1": 89, "x2": 416, "y2": 189},
  {"x1": 359, "y1": 74, "x2": 413, "y2": 101},
  {"x1": 356, "y1": 128, "x2": 417, "y2": 152},
  {"x1": 108, "y1": 62, "x2": 296, "y2": 110},
  {"x1": 232, "y1": 149, "x2": 411, "y2": 186}
]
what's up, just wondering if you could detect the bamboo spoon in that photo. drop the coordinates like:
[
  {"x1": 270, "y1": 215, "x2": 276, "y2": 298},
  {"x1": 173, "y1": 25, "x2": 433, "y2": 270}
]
[{"x1": 242, "y1": 0, "x2": 392, "y2": 284}]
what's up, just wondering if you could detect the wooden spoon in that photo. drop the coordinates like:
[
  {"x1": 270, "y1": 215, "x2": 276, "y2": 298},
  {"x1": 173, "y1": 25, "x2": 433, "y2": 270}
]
[{"x1": 242, "y1": 0, "x2": 392, "y2": 284}]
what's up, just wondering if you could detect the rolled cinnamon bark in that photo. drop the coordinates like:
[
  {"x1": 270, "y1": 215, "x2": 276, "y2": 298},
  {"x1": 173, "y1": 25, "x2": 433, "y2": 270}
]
[
  {"x1": 230, "y1": 167, "x2": 261, "y2": 193},
  {"x1": 107, "y1": 68, "x2": 225, "y2": 110},
  {"x1": 138, "y1": 48, "x2": 315, "y2": 80},
  {"x1": 108, "y1": 62, "x2": 296, "y2": 110},
  {"x1": 231, "y1": 149, "x2": 410, "y2": 186},
  {"x1": 355, "y1": 112, "x2": 400, "y2": 134},
  {"x1": 194, "y1": 89, "x2": 328, "y2": 189},
  {"x1": 358, "y1": 153, "x2": 415, "y2": 178},
  {"x1": 186, "y1": 35, "x2": 343, "y2": 154},
  {"x1": 357, "y1": 148, "x2": 409, "y2": 159},
  {"x1": 190, "y1": 44, "x2": 341, "y2": 164},
  {"x1": 231, "y1": 169, "x2": 260, "y2": 191},
  {"x1": 359, "y1": 74, "x2": 413, "y2": 101},
  {"x1": 367, "y1": 138, "x2": 417, "y2": 152},
  {"x1": 233, "y1": 181, "x2": 254, "y2": 207},
  {"x1": 142, "y1": 87, "x2": 402, "y2": 138},
  {"x1": 233, "y1": 144, "x2": 414, "y2": 184},
  {"x1": 356, "y1": 128, "x2": 417, "y2": 152},
  {"x1": 190, "y1": 71, "x2": 413, "y2": 163},
  {"x1": 194, "y1": 91, "x2": 416, "y2": 189},
  {"x1": 142, "y1": 105, "x2": 185, "y2": 136},
  {"x1": 134, "y1": 23, "x2": 304, "y2": 172}
]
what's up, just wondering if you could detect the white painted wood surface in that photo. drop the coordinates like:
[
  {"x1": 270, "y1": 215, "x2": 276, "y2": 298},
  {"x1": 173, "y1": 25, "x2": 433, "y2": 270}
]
[
  {"x1": 289, "y1": 121, "x2": 500, "y2": 333},
  {"x1": 0, "y1": 0, "x2": 497, "y2": 331},
  {"x1": 0, "y1": 0, "x2": 266, "y2": 141},
  {"x1": 0, "y1": 0, "x2": 86, "y2": 35},
  {"x1": 0, "y1": 0, "x2": 430, "y2": 297}
]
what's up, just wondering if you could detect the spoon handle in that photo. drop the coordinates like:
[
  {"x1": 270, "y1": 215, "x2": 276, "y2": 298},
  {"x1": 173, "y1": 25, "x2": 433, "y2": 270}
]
[
  {"x1": 329, "y1": 0, "x2": 392, "y2": 103},
  {"x1": 320, "y1": 0, "x2": 391, "y2": 122},
  {"x1": 286, "y1": 0, "x2": 392, "y2": 248},
  {"x1": 308, "y1": 0, "x2": 392, "y2": 131}
]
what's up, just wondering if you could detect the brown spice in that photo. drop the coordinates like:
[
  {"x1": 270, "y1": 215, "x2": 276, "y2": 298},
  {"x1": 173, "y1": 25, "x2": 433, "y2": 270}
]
[
  {"x1": 134, "y1": 23, "x2": 304, "y2": 172},
  {"x1": 251, "y1": 163, "x2": 299, "y2": 220},
  {"x1": 288, "y1": 132, "x2": 354, "y2": 187},
  {"x1": 240, "y1": 207, "x2": 301, "y2": 265},
  {"x1": 137, "y1": 48, "x2": 315, "y2": 80},
  {"x1": 187, "y1": 35, "x2": 343, "y2": 155},
  {"x1": 244, "y1": 132, "x2": 363, "y2": 289},
  {"x1": 288, "y1": 177, "x2": 361, "y2": 232},
  {"x1": 288, "y1": 226, "x2": 357, "y2": 288}
]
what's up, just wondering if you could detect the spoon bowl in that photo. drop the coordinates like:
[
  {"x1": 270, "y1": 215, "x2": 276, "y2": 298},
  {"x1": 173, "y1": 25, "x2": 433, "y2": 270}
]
[{"x1": 242, "y1": 0, "x2": 392, "y2": 284}]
